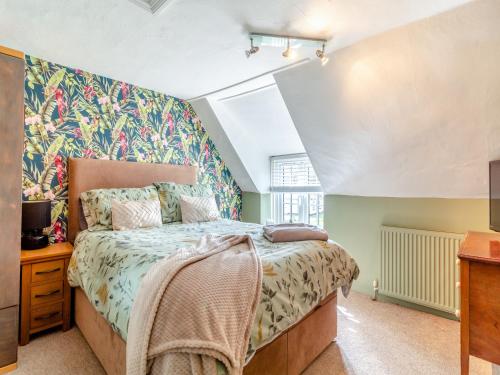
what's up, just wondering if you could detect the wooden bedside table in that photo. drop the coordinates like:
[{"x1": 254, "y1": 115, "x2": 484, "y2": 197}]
[{"x1": 19, "y1": 242, "x2": 73, "y2": 345}]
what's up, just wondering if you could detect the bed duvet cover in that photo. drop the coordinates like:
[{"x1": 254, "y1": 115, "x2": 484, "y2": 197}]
[{"x1": 68, "y1": 219, "x2": 359, "y2": 358}]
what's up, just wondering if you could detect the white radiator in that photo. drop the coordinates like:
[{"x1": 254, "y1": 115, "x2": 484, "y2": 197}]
[{"x1": 380, "y1": 226, "x2": 464, "y2": 314}]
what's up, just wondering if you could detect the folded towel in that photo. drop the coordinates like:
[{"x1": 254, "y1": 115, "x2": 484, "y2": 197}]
[{"x1": 263, "y1": 223, "x2": 329, "y2": 243}]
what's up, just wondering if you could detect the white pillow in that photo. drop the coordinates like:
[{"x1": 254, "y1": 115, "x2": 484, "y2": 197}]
[
  {"x1": 111, "y1": 199, "x2": 162, "y2": 231},
  {"x1": 179, "y1": 195, "x2": 220, "y2": 224}
]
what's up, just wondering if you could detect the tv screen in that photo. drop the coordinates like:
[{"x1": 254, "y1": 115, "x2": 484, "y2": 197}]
[{"x1": 490, "y1": 160, "x2": 500, "y2": 232}]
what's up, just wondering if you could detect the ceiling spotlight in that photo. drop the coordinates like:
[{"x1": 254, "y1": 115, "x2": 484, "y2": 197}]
[
  {"x1": 316, "y1": 43, "x2": 329, "y2": 66},
  {"x1": 245, "y1": 37, "x2": 259, "y2": 58},
  {"x1": 282, "y1": 38, "x2": 296, "y2": 59}
]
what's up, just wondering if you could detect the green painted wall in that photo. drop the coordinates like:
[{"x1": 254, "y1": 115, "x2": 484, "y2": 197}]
[
  {"x1": 241, "y1": 192, "x2": 271, "y2": 224},
  {"x1": 324, "y1": 195, "x2": 490, "y2": 295}
]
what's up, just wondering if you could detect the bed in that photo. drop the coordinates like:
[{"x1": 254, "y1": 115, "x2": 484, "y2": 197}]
[{"x1": 66, "y1": 157, "x2": 359, "y2": 375}]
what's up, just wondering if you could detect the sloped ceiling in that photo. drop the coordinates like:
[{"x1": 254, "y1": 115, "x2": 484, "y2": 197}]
[
  {"x1": 275, "y1": 0, "x2": 500, "y2": 198},
  {"x1": 212, "y1": 85, "x2": 305, "y2": 193},
  {"x1": 0, "y1": 0, "x2": 471, "y2": 99},
  {"x1": 1, "y1": 0, "x2": 481, "y2": 195}
]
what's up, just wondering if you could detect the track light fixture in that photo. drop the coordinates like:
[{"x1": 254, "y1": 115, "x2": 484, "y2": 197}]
[
  {"x1": 245, "y1": 37, "x2": 259, "y2": 58},
  {"x1": 246, "y1": 33, "x2": 329, "y2": 65},
  {"x1": 316, "y1": 43, "x2": 329, "y2": 66}
]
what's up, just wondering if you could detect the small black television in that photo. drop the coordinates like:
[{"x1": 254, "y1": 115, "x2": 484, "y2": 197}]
[{"x1": 490, "y1": 160, "x2": 500, "y2": 232}]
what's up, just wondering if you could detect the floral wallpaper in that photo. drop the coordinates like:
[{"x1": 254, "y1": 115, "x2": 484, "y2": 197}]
[{"x1": 23, "y1": 55, "x2": 241, "y2": 242}]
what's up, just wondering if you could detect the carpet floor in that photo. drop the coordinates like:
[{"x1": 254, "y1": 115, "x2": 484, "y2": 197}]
[{"x1": 13, "y1": 291, "x2": 494, "y2": 375}]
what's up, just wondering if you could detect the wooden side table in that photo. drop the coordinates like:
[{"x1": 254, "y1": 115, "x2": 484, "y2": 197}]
[{"x1": 19, "y1": 242, "x2": 73, "y2": 345}]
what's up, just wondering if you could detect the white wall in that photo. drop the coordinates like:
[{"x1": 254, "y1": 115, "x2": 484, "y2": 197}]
[
  {"x1": 206, "y1": 85, "x2": 305, "y2": 193},
  {"x1": 190, "y1": 98, "x2": 258, "y2": 192},
  {"x1": 275, "y1": 0, "x2": 500, "y2": 198}
]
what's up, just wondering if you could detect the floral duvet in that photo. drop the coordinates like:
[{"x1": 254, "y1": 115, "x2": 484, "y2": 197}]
[{"x1": 68, "y1": 219, "x2": 359, "y2": 358}]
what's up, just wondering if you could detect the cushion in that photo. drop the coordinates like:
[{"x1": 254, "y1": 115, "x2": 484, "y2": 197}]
[
  {"x1": 78, "y1": 199, "x2": 88, "y2": 231},
  {"x1": 179, "y1": 195, "x2": 220, "y2": 224},
  {"x1": 153, "y1": 182, "x2": 212, "y2": 223},
  {"x1": 80, "y1": 186, "x2": 159, "y2": 231},
  {"x1": 111, "y1": 199, "x2": 162, "y2": 231}
]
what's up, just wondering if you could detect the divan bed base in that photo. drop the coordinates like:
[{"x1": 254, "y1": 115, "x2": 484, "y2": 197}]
[{"x1": 75, "y1": 288, "x2": 337, "y2": 375}]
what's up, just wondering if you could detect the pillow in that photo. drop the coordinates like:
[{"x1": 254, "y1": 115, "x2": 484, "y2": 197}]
[
  {"x1": 80, "y1": 186, "x2": 159, "y2": 231},
  {"x1": 179, "y1": 195, "x2": 220, "y2": 224},
  {"x1": 78, "y1": 199, "x2": 88, "y2": 231},
  {"x1": 111, "y1": 199, "x2": 162, "y2": 231},
  {"x1": 153, "y1": 182, "x2": 212, "y2": 223}
]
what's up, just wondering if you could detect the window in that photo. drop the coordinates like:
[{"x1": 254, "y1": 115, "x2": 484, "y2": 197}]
[{"x1": 270, "y1": 154, "x2": 323, "y2": 227}]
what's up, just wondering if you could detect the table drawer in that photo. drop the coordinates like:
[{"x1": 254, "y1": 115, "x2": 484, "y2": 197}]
[
  {"x1": 31, "y1": 280, "x2": 63, "y2": 306},
  {"x1": 30, "y1": 302, "x2": 63, "y2": 330},
  {"x1": 31, "y1": 260, "x2": 64, "y2": 284}
]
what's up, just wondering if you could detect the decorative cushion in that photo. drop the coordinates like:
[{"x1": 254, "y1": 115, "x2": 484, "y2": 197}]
[
  {"x1": 153, "y1": 182, "x2": 212, "y2": 223},
  {"x1": 179, "y1": 195, "x2": 220, "y2": 224},
  {"x1": 80, "y1": 186, "x2": 159, "y2": 231},
  {"x1": 78, "y1": 199, "x2": 88, "y2": 231},
  {"x1": 111, "y1": 199, "x2": 162, "y2": 231}
]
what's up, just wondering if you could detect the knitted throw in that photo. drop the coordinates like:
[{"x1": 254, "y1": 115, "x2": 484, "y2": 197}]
[{"x1": 126, "y1": 234, "x2": 262, "y2": 375}]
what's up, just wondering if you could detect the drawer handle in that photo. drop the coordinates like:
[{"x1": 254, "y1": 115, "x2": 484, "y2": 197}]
[
  {"x1": 35, "y1": 289, "x2": 60, "y2": 298},
  {"x1": 35, "y1": 267, "x2": 61, "y2": 275},
  {"x1": 34, "y1": 312, "x2": 59, "y2": 321}
]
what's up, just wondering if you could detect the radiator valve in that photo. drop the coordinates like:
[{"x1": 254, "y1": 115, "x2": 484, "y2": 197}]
[{"x1": 372, "y1": 279, "x2": 379, "y2": 301}]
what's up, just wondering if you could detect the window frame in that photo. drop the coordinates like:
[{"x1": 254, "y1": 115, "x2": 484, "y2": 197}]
[{"x1": 269, "y1": 153, "x2": 323, "y2": 226}]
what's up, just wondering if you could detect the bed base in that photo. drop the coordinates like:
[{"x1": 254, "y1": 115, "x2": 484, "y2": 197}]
[{"x1": 75, "y1": 288, "x2": 337, "y2": 375}]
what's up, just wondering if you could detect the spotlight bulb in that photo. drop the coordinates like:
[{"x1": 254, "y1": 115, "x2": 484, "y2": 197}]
[
  {"x1": 316, "y1": 43, "x2": 329, "y2": 66},
  {"x1": 245, "y1": 46, "x2": 259, "y2": 58},
  {"x1": 282, "y1": 38, "x2": 296, "y2": 59},
  {"x1": 245, "y1": 38, "x2": 259, "y2": 58}
]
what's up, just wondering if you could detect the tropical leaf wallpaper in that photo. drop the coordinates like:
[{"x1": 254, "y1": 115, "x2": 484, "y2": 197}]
[{"x1": 23, "y1": 55, "x2": 241, "y2": 242}]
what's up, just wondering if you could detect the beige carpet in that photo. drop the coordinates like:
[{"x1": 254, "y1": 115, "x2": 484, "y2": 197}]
[{"x1": 13, "y1": 291, "x2": 494, "y2": 375}]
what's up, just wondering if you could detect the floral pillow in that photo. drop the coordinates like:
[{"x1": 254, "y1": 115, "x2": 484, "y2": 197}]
[
  {"x1": 153, "y1": 182, "x2": 212, "y2": 223},
  {"x1": 80, "y1": 186, "x2": 159, "y2": 231}
]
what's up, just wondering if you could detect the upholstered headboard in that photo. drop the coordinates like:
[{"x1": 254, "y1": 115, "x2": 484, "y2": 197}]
[{"x1": 67, "y1": 158, "x2": 198, "y2": 243}]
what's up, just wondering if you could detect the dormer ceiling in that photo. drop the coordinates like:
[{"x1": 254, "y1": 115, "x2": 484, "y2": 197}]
[{"x1": 0, "y1": 0, "x2": 471, "y2": 99}]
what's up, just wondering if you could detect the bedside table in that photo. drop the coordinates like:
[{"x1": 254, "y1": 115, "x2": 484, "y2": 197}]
[{"x1": 19, "y1": 242, "x2": 73, "y2": 345}]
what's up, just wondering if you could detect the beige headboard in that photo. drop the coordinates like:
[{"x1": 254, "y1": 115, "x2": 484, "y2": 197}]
[{"x1": 67, "y1": 158, "x2": 198, "y2": 243}]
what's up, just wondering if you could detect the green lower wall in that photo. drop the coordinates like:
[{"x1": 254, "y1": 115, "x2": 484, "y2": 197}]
[
  {"x1": 324, "y1": 195, "x2": 490, "y2": 294},
  {"x1": 241, "y1": 193, "x2": 490, "y2": 297},
  {"x1": 241, "y1": 192, "x2": 271, "y2": 224}
]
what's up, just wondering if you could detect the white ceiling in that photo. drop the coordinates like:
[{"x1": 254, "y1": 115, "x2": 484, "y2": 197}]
[
  {"x1": 0, "y1": 0, "x2": 471, "y2": 99},
  {"x1": 275, "y1": 0, "x2": 500, "y2": 198}
]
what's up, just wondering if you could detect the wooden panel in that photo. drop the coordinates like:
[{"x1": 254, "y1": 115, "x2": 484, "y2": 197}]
[
  {"x1": 287, "y1": 294, "x2": 337, "y2": 375},
  {"x1": 30, "y1": 302, "x2": 63, "y2": 330},
  {"x1": 243, "y1": 333, "x2": 287, "y2": 375},
  {"x1": 460, "y1": 260, "x2": 470, "y2": 375},
  {"x1": 31, "y1": 280, "x2": 63, "y2": 306},
  {"x1": 469, "y1": 262, "x2": 500, "y2": 365},
  {"x1": 0, "y1": 50, "x2": 24, "y2": 309},
  {"x1": 0, "y1": 306, "x2": 18, "y2": 368},
  {"x1": 63, "y1": 258, "x2": 71, "y2": 331},
  {"x1": 31, "y1": 259, "x2": 64, "y2": 284},
  {"x1": 19, "y1": 264, "x2": 31, "y2": 346}
]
